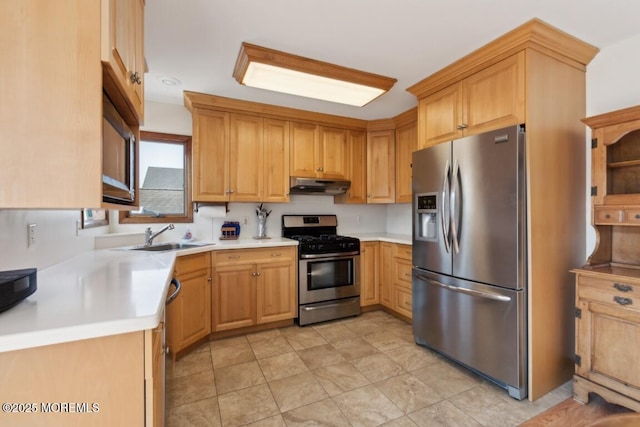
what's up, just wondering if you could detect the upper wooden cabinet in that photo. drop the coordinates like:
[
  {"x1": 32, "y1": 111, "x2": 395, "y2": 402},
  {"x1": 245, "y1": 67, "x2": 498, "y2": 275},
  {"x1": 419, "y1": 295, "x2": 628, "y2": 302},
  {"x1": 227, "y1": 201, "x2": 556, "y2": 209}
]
[
  {"x1": 263, "y1": 119, "x2": 291, "y2": 202},
  {"x1": 229, "y1": 114, "x2": 264, "y2": 201},
  {"x1": 192, "y1": 109, "x2": 230, "y2": 201},
  {"x1": 290, "y1": 123, "x2": 349, "y2": 179},
  {"x1": 1, "y1": 0, "x2": 145, "y2": 209},
  {"x1": 335, "y1": 130, "x2": 367, "y2": 204},
  {"x1": 185, "y1": 92, "x2": 367, "y2": 203},
  {"x1": 1, "y1": 2, "x2": 96, "y2": 208},
  {"x1": 585, "y1": 106, "x2": 640, "y2": 208},
  {"x1": 395, "y1": 117, "x2": 417, "y2": 203},
  {"x1": 582, "y1": 105, "x2": 640, "y2": 267},
  {"x1": 101, "y1": 0, "x2": 145, "y2": 123},
  {"x1": 408, "y1": 18, "x2": 599, "y2": 400},
  {"x1": 367, "y1": 130, "x2": 396, "y2": 203},
  {"x1": 190, "y1": 109, "x2": 289, "y2": 202},
  {"x1": 417, "y1": 52, "x2": 525, "y2": 148}
]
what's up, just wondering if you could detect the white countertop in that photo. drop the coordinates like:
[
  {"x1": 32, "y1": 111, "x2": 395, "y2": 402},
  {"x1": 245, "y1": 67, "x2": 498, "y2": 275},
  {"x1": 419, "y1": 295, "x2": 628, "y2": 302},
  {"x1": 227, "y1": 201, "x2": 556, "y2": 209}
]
[
  {"x1": 350, "y1": 233, "x2": 412, "y2": 245},
  {"x1": 0, "y1": 250, "x2": 176, "y2": 353},
  {"x1": 0, "y1": 238, "x2": 298, "y2": 353}
]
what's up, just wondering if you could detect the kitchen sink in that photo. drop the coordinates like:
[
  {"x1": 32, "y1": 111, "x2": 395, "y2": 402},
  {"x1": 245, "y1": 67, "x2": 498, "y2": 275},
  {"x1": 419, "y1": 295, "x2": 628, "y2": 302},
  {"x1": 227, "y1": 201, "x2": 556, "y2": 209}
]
[{"x1": 128, "y1": 242, "x2": 214, "y2": 252}]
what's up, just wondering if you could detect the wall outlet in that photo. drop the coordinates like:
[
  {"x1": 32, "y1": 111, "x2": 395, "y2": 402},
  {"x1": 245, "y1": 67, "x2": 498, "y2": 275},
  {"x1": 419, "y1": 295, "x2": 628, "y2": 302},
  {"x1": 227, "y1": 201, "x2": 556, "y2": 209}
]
[
  {"x1": 243, "y1": 216, "x2": 249, "y2": 226},
  {"x1": 28, "y1": 223, "x2": 37, "y2": 247},
  {"x1": 356, "y1": 215, "x2": 361, "y2": 225}
]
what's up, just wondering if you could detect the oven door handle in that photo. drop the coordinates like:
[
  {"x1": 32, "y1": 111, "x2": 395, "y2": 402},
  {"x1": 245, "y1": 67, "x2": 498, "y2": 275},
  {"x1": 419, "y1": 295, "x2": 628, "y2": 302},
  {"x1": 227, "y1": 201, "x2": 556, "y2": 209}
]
[
  {"x1": 301, "y1": 300, "x2": 359, "y2": 311},
  {"x1": 300, "y1": 251, "x2": 360, "y2": 259}
]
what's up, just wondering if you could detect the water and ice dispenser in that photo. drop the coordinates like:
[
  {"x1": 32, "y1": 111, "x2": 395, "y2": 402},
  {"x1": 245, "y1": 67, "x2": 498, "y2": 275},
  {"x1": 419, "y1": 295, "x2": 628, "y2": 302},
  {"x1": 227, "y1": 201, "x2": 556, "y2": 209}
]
[{"x1": 415, "y1": 193, "x2": 438, "y2": 241}]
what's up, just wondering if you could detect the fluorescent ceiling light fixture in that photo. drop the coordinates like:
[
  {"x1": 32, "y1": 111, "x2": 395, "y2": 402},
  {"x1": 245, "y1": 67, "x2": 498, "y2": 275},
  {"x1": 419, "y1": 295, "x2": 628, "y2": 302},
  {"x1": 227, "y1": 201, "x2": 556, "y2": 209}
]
[{"x1": 233, "y1": 42, "x2": 396, "y2": 107}]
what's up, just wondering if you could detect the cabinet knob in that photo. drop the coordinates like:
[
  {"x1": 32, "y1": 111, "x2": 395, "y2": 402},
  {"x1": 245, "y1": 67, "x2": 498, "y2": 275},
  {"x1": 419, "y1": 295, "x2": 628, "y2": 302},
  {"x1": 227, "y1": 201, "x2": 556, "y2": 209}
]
[
  {"x1": 605, "y1": 214, "x2": 611, "y2": 219},
  {"x1": 129, "y1": 71, "x2": 142, "y2": 85},
  {"x1": 208, "y1": 277, "x2": 212, "y2": 282},
  {"x1": 636, "y1": 214, "x2": 640, "y2": 219},
  {"x1": 456, "y1": 124, "x2": 468, "y2": 130},
  {"x1": 271, "y1": 253, "x2": 282, "y2": 257}
]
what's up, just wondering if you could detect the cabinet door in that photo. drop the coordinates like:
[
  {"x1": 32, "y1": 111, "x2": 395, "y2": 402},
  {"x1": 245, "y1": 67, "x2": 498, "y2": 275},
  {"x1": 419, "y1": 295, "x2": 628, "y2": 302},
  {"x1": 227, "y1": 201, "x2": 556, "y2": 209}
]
[
  {"x1": 367, "y1": 130, "x2": 396, "y2": 203},
  {"x1": 335, "y1": 130, "x2": 367, "y2": 204},
  {"x1": 319, "y1": 127, "x2": 349, "y2": 179},
  {"x1": 192, "y1": 109, "x2": 230, "y2": 201},
  {"x1": 256, "y1": 260, "x2": 297, "y2": 323},
  {"x1": 166, "y1": 268, "x2": 211, "y2": 351},
  {"x1": 212, "y1": 264, "x2": 256, "y2": 331},
  {"x1": 102, "y1": 0, "x2": 144, "y2": 121},
  {"x1": 418, "y1": 83, "x2": 463, "y2": 148},
  {"x1": 1, "y1": 1, "x2": 102, "y2": 209},
  {"x1": 290, "y1": 122, "x2": 319, "y2": 177},
  {"x1": 360, "y1": 242, "x2": 379, "y2": 306},
  {"x1": 395, "y1": 121, "x2": 417, "y2": 203},
  {"x1": 576, "y1": 298, "x2": 640, "y2": 399},
  {"x1": 149, "y1": 322, "x2": 164, "y2": 427},
  {"x1": 379, "y1": 242, "x2": 393, "y2": 307},
  {"x1": 263, "y1": 119, "x2": 290, "y2": 202},
  {"x1": 463, "y1": 52, "x2": 524, "y2": 136},
  {"x1": 229, "y1": 114, "x2": 263, "y2": 201},
  {"x1": 130, "y1": 0, "x2": 145, "y2": 120}
]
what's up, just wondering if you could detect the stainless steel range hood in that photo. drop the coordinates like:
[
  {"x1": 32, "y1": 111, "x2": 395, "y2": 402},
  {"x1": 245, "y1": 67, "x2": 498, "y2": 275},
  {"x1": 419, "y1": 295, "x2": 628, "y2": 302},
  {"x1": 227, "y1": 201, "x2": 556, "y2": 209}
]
[{"x1": 289, "y1": 177, "x2": 350, "y2": 195}]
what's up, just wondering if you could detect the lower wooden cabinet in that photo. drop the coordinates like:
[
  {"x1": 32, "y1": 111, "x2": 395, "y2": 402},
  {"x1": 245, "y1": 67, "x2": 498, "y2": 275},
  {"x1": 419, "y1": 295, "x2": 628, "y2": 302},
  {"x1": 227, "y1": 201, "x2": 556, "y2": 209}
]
[
  {"x1": 379, "y1": 242, "x2": 394, "y2": 308},
  {"x1": 211, "y1": 247, "x2": 297, "y2": 332},
  {"x1": 368, "y1": 241, "x2": 413, "y2": 319},
  {"x1": 392, "y1": 244, "x2": 413, "y2": 319},
  {"x1": 573, "y1": 267, "x2": 640, "y2": 411},
  {"x1": 145, "y1": 321, "x2": 165, "y2": 427},
  {"x1": 0, "y1": 330, "x2": 160, "y2": 426},
  {"x1": 360, "y1": 241, "x2": 379, "y2": 306},
  {"x1": 166, "y1": 252, "x2": 212, "y2": 358}
]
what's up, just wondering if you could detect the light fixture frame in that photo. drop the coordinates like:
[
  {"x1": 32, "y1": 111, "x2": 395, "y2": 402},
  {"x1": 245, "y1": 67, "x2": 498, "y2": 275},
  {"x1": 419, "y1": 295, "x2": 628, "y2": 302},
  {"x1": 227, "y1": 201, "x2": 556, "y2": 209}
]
[{"x1": 232, "y1": 42, "x2": 397, "y2": 106}]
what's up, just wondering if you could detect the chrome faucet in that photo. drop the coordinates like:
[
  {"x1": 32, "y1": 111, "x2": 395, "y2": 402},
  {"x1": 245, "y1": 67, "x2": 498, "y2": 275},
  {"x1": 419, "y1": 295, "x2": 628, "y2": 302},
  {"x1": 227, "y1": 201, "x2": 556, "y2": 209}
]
[{"x1": 145, "y1": 224, "x2": 175, "y2": 246}]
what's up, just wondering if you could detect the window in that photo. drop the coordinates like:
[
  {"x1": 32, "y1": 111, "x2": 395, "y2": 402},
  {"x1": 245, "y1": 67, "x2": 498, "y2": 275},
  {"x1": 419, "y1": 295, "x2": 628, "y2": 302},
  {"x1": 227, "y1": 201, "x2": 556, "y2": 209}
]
[{"x1": 119, "y1": 131, "x2": 192, "y2": 224}]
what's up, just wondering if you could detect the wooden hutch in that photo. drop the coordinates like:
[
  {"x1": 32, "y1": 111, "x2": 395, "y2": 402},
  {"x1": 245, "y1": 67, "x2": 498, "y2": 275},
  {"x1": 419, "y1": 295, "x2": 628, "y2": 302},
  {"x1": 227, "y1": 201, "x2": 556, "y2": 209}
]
[{"x1": 573, "y1": 105, "x2": 640, "y2": 411}]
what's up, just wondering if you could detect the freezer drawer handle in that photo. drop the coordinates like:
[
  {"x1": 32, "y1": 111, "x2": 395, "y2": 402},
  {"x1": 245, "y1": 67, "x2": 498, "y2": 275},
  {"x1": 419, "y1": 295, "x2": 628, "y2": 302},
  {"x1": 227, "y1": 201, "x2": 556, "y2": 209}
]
[{"x1": 414, "y1": 273, "x2": 511, "y2": 302}]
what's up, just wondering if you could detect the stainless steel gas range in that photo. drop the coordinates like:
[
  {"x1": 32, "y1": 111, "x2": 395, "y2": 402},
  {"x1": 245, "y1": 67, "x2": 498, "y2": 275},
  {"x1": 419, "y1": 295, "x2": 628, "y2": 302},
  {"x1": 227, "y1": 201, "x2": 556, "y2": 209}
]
[{"x1": 282, "y1": 215, "x2": 361, "y2": 326}]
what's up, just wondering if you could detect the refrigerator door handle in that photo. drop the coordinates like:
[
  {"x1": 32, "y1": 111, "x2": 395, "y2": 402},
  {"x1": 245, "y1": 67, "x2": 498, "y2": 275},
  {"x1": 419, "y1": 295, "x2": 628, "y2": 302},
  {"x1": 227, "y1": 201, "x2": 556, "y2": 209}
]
[
  {"x1": 415, "y1": 273, "x2": 512, "y2": 302},
  {"x1": 441, "y1": 160, "x2": 451, "y2": 253},
  {"x1": 450, "y1": 161, "x2": 460, "y2": 254}
]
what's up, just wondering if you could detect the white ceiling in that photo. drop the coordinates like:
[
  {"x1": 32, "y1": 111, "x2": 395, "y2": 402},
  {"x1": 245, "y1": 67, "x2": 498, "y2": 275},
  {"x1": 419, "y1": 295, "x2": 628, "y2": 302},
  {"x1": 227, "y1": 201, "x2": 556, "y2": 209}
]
[{"x1": 144, "y1": 0, "x2": 640, "y2": 121}]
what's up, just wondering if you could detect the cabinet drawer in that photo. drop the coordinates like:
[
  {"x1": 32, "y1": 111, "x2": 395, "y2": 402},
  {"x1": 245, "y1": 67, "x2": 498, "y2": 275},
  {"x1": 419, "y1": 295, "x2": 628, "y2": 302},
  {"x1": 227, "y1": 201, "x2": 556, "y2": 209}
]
[
  {"x1": 394, "y1": 284, "x2": 413, "y2": 319},
  {"x1": 394, "y1": 258, "x2": 413, "y2": 288},
  {"x1": 392, "y1": 244, "x2": 412, "y2": 261},
  {"x1": 577, "y1": 275, "x2": 640, "y2": 310},
  {"x1": 623, "y1": 208, "x2": 640, "y2": 224},
  {"x1": 175, "y1": 252, "x2": 211, "y2": 276},
  {"x1": 594, "y1": 207, "x2": 623, "y2": 224},
  {"x1": 212, "y1": 247, "x2": 295, "y2": 265}
]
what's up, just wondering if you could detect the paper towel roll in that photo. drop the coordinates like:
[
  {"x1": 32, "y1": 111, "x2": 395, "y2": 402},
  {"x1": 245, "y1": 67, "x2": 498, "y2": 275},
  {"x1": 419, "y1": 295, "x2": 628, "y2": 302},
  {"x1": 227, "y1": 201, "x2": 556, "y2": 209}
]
[{"x1": 197, "y1": 205, "x2": 227, "y2": 218}]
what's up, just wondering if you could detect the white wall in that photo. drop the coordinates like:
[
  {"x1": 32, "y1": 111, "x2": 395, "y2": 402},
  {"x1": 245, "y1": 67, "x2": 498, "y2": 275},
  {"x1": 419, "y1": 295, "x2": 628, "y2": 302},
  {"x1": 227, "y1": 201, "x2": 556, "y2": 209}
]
[{"x1": 583, "y1": 33, "x2": 640, "y2": 258}]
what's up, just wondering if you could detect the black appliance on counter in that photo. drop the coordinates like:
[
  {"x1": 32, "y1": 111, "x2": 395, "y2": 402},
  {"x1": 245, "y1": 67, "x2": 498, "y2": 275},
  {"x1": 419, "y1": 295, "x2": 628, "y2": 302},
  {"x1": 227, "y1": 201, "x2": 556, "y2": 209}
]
[
  {"x1": 0, "y1": 268, "x2": 37, "y2": 313},
  {"x1": 282, "y1": 215, "x2": 360, "y2": 326}
]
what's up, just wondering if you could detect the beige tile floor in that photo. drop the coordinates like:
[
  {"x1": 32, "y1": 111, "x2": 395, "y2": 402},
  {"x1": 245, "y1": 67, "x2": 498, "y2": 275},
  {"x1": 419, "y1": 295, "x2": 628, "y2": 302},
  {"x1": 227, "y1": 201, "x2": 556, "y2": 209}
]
[{"x1": 166, "y1": 310, "x2": 571, "y2": 427}]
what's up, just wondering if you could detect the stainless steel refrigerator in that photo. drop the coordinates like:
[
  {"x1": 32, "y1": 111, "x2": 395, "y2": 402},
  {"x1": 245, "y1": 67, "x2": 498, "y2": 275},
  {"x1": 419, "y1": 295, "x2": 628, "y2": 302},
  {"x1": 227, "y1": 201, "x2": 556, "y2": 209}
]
[{"x1": 412, "y1": 124, "x2": 527, "y2": 400}]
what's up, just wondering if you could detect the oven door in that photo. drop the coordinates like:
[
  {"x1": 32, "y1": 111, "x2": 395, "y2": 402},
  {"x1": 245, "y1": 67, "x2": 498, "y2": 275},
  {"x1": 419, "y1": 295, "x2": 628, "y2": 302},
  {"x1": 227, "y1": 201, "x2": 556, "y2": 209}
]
[{"x1": 299, "y1": 254, "x2": 360, "y2": 305}]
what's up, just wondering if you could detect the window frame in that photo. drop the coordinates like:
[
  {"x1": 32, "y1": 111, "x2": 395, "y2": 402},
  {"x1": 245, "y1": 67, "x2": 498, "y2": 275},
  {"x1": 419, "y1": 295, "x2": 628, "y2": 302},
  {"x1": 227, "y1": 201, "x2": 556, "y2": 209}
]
[{"x1": 119, "y1": 131, "x2": 193, "y2": 224}]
